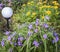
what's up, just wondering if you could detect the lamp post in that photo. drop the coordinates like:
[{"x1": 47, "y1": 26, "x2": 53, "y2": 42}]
[{"x1": 1, "y1": 7, "x2": 13, "y2": 30}]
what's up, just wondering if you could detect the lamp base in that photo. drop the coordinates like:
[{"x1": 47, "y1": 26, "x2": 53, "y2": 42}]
[{"x1": 5, "y1": 18, "x2": 10, "y2": 30}]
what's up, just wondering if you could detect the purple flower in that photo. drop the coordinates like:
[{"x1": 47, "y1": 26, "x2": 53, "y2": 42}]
[
  {"x1": 4, "y1": 31, "x2": 10, "y2": 35},
  {"x1": 28, "y1": 24, "x2": 33, "y2": 29},
  {"x1": 18, "y1": 37, "x2": 24, "y2": 41},
  {"x1": 52, "y1": 37, "x2": 59, "y2": 43},
  {"x1": 0, "y1": 3, "x2": 3, "y2": 10},
  {"x1": 7, "y1": 36, "x2": 11, "y2": 41},
  {"x1": 0, "y1": 3, "x2": 3, "y2": 7},
  {"x1": 43, "y1": 23, "x2": 49, "y2": 28},
  {"x1": 35, "y1": 19, "x2": 39, "y2": 26},
  {"x1": 53, "y1": 32, "x2": 58, "y2": 37},
  {"x1": 33, "y1": 41, "x2": 39, "y2": 47},
  {"x1": 43, "y1": 34, "x2": 47, "y2": 39},
  {"x1": 28, "y1": 31, "x2": 33, "y2": 36},
  {"x1": 34, "y1": 28, "x2": 38, "y2": 33},
  {"x1": 1, "y1": 40, "x2": 5, "y2": 46},
  {"x1": 55, "y1": 37, "x2": 59, "y2": 42},
  {"x1": 0, "y1": 7, "x2": 2, "y2": 9},
  {"x1": 18, "y1": 41, "x2": 23, "y2": 46},
  {"x1": 45, "y1": 16, "x2": 50, "y2": 20}
]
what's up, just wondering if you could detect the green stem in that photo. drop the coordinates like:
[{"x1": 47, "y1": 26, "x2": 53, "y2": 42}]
[
  {"x1": 26, "y1": 39, "x2": 29, "y2": 52},
  {"x1": 55, "y1": 43, "x2": 57, "y2": 52},
  {"x1": 44, "y1": 40, "x2": 47, "y2": 52},
  {"x1": 26, "y1": 36, "x2": 30, "y2": 52},
  {"x1": 39, "y1": 29, "x2": 46, "y2": 52},
  {"x1": 34, "y1": 47, "x2": 36, "y2": 52}
]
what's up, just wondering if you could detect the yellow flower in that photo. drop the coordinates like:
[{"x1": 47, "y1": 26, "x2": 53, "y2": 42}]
[
  {"x1": 54, "y1": 6, "x2": 58, "y2": 9},
  {"x1": 43, "y1": 1, "x2": 47, "y2": 3},
  {"x1": 46, "y1": 11, "x2": 51, "y2": 15},
  {"x1": 39, "y1": 7, "x2": 43, "y2": 9},
  {"x1": 31, "y1": 1, "x2": 34, "y2": 4},
  {"x1": 52, "y1": 1, "x2": 57, "y2": 4},
  {"x1": 32, "y1": 12, "x2": 36, "y2": 16},
  {"x1": 22, "y1": 4, "x2": 26, "y2": 7},
  {"x1": 52, "y1": 1, "x2": 59, "y2": 5},
  {"x1": 31, "y1": 12, "x2": 36, "y2": 18},
  {"x1": 56, "y1": 12, "x2": 59, "y2": 15},
  {"x1": 42, "y1": 16, "x2": 44, "y2": 19},
  {"x1": 42, "y1": 5, "x2": 51, "y2": 8},
  {"x1": 27, "y1": 2, "x2": 31, "y2": 5},
  {"x1": 43, "y1": 5, "x2": 47, "y2": 8},
  {"x1": 26, "y1": 11, "x2": 31, "y2": 16},
  {"x1": 37, "y1": 2, "x2": 42, "y2": 5},
  {"x1": 55, "y1": 3, "x2": 59, "y2": 5},
  {"x1": 27, "y1": 1, "x2": 34, "y2": 5},
  {"x1": 47, "y1": 6, "x2": 51, "y2": 8}
]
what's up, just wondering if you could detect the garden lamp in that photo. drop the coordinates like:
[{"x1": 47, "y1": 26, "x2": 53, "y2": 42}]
[{"x1": 1, "y1": 7, "x2": 13, "y2": 29}]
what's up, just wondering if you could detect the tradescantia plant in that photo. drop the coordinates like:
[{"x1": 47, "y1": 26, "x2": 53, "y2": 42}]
[
  {"x1": 0, "y1": 0, "x2": 60, "y2": 52},
  {"x1": 0, "y1": 18, "x2": 60, "y2": 52}
]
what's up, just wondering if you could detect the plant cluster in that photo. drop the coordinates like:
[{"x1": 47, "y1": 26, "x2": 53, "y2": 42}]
[{"x1": 0, "y1": 0, "x2": 60, "y2": 52}]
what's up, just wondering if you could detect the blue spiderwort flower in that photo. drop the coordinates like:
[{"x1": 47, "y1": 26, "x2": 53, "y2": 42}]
[
  {"x1": 28, "y1": 31, "x2": 33, "y2": 36},
  {"x1": 4, "y1": 31, "x2": 10, "y2": 35},
  {"x1": 43, "y1": 23, "x2": 49, "y2": 28},
  {"x1": 53, "y1": 32, "x2": 58, "y2": 37},
  {"x1": 54, "y1": 37, "x2": 59, "y2": 42},
  {"x1": 1, "y1": 40, "x2": 5, "y2": 46},
  {"x1": 33, "y1": 40, "x2": 39, "y2": 47},
  {"x1": 35, "y1": 19, "x2": 39, "y2": 26},
  {"x1": 52, "y1": 37, "x2": 59, "y2": 43},
  {"x1": 43, "y1": 34, "x2": 47, "y2": 39},
  {"x1": 0, "y1": 6, "x2": 2, "y2": 9},
  {"x1": 0, "y1": 3, "x2": 3, "y2": 10},
  {"x1": 18, "y1": 37, "x2": 24, "y2": 41},
  {"x1": 34, "y1": 28, "x2": 38, "y2": 33},
  {"x1": 28, "y1": 24, "x2": 33, "y2": 30},
  {"x1": 18, "y1": 41, "x2": 23, "y2": 46},
  {"x1": 7, "y1": 36, "x2": 11, "y2": 41}
]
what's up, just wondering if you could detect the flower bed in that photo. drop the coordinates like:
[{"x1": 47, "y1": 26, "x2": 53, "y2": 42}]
[{"x1": 0, "y1": 0, "x2": 60, "y2": 52}]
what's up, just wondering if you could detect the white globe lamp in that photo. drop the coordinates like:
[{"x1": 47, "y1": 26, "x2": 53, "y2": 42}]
[{"x1": 1, "y1": 7, "x2": 13, "y2": 30}]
